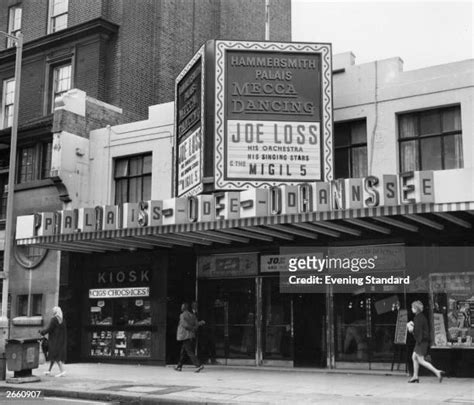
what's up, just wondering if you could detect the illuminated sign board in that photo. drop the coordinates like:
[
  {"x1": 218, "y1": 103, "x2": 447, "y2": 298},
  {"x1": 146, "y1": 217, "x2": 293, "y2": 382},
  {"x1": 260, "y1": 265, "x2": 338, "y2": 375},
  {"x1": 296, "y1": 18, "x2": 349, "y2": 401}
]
[
  {"x1": 175, "y1": 46, "x2": 205, "y2": 197},
  {"x1": 173, "y1": 40, "x2": 333, "y2": 196},
  {"x1": 215, "y1": 40, "x2": 333, "y2": 189},
  {"x1": 16, "y1": 170, "x2": 444, "y2": 239}
]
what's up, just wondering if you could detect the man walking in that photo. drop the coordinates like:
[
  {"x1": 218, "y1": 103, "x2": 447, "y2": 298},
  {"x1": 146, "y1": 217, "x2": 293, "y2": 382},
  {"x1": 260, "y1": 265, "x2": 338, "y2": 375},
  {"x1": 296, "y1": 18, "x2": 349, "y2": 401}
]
[{"x1": 175, "y1": 302, "x2": 204, "y2": 372}]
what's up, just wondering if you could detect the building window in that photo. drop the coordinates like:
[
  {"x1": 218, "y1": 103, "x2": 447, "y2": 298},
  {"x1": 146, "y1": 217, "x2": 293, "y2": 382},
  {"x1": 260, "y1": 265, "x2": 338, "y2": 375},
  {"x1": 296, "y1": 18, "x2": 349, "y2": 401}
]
[
  {"x1": 0, "y1": 149, "x2": 9, "y2": 220},
  {"x1": 41, "y1": 142, "x2": 53, "y2": 179},
  {"x1": 0, "y1": 174, "x2": 7, "y2": 220},
  {"x1": 399, "y1": 106, "x2": 463, "y2": 172},
  {"x1": 334, "y1": 119, "x2": 367, "y2": 178},
  {"x1": 48, "y1": 0, "x2": 68, "y2": 33},
  {"x1": 17, "y1": 141, "x2": 53, "y2": 184},
  {"x1": 50, "y1": 63, "x2": 72, "y2": 112},
  {"x1": 17, "y1": 294, "x2": 43, "y2": 317},
  {"x1": 2, "y1": 78, "x2": 15, "y2": 129},
  {"x1": 18, "y1": 146, "x2": 35, "y2": 183},
  {"x1": 32, "y1": 294, "x2": 43, "y2": 316},
  {"x1": 6, "y1": 6, "x2": 22, "y2": 48},
  {"x1": 17, "y1": 295, "x2": 28, "y2": 317},
  {"x1": 114, "y1": 154, "x2": 152, "y2": 204}
]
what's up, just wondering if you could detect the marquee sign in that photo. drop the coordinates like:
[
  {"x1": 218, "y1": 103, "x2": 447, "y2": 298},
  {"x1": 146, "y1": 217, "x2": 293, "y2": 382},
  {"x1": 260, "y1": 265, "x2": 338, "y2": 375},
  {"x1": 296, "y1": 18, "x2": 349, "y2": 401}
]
[
  {"x1": 16, "y1": 171, "x2": 437, "y2": 239},
  {"x1": 216, "y1": 41, "x2": 332, "y2": 189},
  {"x1": 173, "y1": 40, "x2": 333, "y2": 196}
]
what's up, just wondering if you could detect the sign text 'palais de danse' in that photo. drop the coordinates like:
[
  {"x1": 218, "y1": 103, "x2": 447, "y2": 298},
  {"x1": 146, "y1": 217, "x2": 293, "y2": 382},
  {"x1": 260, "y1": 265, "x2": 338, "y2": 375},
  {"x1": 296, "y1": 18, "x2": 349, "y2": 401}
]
[{"x1": 17, "y1": 171, "x2": 435, "y2": 239}]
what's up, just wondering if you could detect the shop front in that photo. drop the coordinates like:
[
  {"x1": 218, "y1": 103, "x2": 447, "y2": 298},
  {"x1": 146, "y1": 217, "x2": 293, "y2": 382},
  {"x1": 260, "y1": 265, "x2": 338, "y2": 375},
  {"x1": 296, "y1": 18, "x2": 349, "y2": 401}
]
[
  {"x1": 195, "y1": 245, "x2": 410, "y2": 370},
  {"x1": 15, "y1": 195, "x2": 474, "y2": 374},
  {"x1": 78, "y1": 251, "x2": 168, "y2": 364},
  {"x1": 430, "y1": 271, "x2": 474, "y2": 376},
  {"x1": 197, "y1": 253, "x2": 325, "y2": 367}
]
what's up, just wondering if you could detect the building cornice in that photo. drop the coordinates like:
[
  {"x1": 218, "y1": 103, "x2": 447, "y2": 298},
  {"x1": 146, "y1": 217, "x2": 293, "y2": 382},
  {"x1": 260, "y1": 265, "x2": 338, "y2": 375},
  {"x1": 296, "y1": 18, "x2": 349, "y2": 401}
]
[
  {"x1": 0, "y1": 115, "x2": 53, "y2": 144},
  {"x1": 0, "y1": 18, "x2": 119, "y2": 63}
]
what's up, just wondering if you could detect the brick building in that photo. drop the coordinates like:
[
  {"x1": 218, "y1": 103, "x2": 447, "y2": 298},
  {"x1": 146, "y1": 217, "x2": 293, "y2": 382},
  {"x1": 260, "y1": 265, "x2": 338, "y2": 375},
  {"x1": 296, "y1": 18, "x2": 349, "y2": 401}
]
[
  {"x1": 0, "y1": 0, "x2": 291, "y2": 348},
  {"x1": 14, "y1": 49, "x2": 474, "y2": 371},
  {"x1": 0, "y1": 0, "x2": 291, "y2": 121}
]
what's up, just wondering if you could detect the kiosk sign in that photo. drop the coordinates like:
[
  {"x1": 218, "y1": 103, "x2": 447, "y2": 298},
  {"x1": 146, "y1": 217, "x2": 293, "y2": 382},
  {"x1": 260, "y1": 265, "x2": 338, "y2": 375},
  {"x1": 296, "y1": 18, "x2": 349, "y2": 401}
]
[{"x1": 215, "y1": 41, "x2": 333, "y2": 189}]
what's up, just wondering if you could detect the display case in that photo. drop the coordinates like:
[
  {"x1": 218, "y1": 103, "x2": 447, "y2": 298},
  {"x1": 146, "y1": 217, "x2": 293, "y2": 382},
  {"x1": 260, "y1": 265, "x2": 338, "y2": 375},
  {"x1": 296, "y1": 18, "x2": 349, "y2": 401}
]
[
  {"x1": 430, "y1": 272, "x2": 474, "y2": 349},
  {"x1": 88, "y1": 298, "x2": 152, "y2": 358},
  {"x1": 90, "y1": 330, "x2": 113, "y2": 356},
  {"x1": 129, "y1": 331, "x2": 152, "y2": 357}
]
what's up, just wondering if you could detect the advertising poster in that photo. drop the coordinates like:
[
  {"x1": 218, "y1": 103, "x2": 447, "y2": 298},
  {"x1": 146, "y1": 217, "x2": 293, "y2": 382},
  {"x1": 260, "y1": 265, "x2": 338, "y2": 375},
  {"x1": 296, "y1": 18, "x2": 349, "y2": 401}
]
[
  {"x1": 214, "y1": 41, "x2": 333, "y2": 189},
  {"x1": 175, "y1": 47, "x2": 205, "y2": 197}
]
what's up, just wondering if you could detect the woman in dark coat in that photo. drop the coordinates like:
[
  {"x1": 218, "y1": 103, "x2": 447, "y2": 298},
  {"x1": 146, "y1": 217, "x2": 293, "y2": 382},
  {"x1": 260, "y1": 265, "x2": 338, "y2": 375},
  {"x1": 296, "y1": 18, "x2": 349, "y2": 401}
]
[
  {"x1": 407, "y1": 300, "x2": 444, "y2": 383},
  {"x1": 40, "y1": 306, "x2": 67, "y2": 377}
]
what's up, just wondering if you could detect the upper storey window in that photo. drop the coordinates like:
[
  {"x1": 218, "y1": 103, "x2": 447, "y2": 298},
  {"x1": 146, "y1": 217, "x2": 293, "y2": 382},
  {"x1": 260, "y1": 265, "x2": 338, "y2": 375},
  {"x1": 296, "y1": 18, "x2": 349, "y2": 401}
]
[
  {"x1": 51, "y1": 62, "x2": 72, "y2": 111},
  {"x1": 114, "y1": 154, "x2": 152, "y2": 204},
  {"x1": 7, "y1": 6, "x2": 22, "y2": 48},
  {"x1": 334, "y1": 119, "x2": 368, "y2": 178},
  {"x1": 2, "y1": 78, "x2": 15, "y2": 129},
  {"x1": 48, "y1": 0, "x2": 69, "y2": 33},
  {"x1": 399, "y1": 106, "x2": 463, "y2": 172}
]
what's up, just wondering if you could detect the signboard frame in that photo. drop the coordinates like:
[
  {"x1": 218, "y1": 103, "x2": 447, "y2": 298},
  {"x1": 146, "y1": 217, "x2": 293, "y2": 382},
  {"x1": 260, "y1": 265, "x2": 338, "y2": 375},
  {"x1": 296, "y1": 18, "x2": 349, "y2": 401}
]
[
  {"x1": 175, "y1": 45, "x2": 206, "y2": 197},
  {"x1": 394, "y1": 308, "x2": 408, "y2": 345},
  {"x1": 214, "y1": 40, "x2": 333, "y2": 190}
]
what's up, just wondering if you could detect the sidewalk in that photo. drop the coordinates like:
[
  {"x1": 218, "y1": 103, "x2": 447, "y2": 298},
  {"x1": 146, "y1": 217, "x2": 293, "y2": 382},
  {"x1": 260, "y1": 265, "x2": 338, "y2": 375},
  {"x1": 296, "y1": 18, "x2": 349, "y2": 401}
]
[{"x1": 0, "y1": 363, "x2": 472, "y2": 404}]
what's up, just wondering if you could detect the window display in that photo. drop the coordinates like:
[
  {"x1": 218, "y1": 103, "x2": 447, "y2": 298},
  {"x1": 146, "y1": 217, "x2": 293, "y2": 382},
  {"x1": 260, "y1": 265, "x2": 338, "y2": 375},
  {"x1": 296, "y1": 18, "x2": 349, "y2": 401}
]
[
  {"x1": 129, "y1": 331, "x2": 152, "y2": 357},
  {"x1": 88, "y1": 298, "x2": 152, "y2": 358},
  {"x1": 430, "y1": 273, "x2": 474, "y2": 348},
  {"x1": 90, "y1": 330, "x2": 113, "y2": 356}
]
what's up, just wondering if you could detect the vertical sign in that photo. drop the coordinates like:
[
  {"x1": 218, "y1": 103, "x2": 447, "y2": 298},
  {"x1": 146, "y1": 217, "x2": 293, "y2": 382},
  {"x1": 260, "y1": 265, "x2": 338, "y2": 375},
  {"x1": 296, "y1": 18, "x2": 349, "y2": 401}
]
[
  {"x1": 175, "y1": 46, "x2": 205, "y2": 197},
  {"x1": 214, "y1": 41, "x2": 333, "y2": 190},
  {"x1": 394, "y1": 309, "x2": 408, "y2": 344}
]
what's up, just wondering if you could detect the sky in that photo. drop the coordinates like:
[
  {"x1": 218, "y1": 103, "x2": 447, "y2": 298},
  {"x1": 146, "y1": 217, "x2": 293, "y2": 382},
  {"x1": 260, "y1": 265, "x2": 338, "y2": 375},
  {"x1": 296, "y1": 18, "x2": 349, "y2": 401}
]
[{"x1": 292, "y1": 0, "x2": 473, "y2": 71}]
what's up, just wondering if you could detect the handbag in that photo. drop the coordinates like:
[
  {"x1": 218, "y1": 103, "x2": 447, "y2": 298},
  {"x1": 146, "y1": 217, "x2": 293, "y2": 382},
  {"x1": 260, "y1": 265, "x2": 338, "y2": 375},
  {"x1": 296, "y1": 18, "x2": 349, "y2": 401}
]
[{"x1": 41, "y1": 337, "x2": 49, "y2": 361}]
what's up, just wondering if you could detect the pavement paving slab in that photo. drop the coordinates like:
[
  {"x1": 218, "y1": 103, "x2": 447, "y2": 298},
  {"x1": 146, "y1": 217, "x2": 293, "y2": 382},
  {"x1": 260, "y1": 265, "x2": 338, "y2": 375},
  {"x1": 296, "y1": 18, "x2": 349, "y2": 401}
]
[{"x1": 0, "y1": 363, "x2": 472, "y2": 404}]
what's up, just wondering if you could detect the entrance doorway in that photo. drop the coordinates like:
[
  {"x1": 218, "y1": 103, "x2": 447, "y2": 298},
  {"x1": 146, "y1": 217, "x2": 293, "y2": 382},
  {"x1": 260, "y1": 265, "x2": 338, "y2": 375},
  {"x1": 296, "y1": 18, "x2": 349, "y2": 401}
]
[
  {"x1": 293, "y1": 294, "x2": 327, "y2": 367},
  {"x1": 198, "y1": 278, "x2": 256, "y2": 364},
  {"x1": 333, "y1": 292, "x2": 403, "y2": 369},
  {"x1": 198, "y1": 278, "x2": 327, "y2": 367}
]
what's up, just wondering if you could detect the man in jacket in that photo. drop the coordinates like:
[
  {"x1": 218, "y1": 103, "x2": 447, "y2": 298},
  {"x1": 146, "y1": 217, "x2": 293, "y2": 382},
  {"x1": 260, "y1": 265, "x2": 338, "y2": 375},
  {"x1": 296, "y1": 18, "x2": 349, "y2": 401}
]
[{"x1": 175, "y1": 302, "x2": 204, "y2": 372}]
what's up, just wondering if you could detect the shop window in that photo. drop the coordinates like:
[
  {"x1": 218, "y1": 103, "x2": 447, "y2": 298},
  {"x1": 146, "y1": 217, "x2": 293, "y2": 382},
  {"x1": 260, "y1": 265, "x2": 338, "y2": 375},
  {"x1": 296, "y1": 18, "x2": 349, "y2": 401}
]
[
  {"x1": 399, "y1": 106, "x2": 463, "y2": 172},
  {"x1": 334, "y1": 119, "x2": 367, "y2": 178},
  {"x1": 48, "y1": 0, "x2": 68, "y2": 33},
  {"x1": 17, "y1": 141, "x2": 53, "y2": 184},
  {"x1": 89, "y1": 298, "x2": 152, "y2": 358},
  {"x1": 114, "y1": 154, "x2": 152, "y2": 204},
  {"x1": 430, "y1": 273, "x2": 474, "y2": 348},
  {"x1": 2, "y1": 78, "x2": 15, "y2": 129},
  {"x1": 6, "y1": 6, "x2": 22, "y2": 48},
  {"x1": 50, "y1": 62, "x2": 72, "y2": 112}
]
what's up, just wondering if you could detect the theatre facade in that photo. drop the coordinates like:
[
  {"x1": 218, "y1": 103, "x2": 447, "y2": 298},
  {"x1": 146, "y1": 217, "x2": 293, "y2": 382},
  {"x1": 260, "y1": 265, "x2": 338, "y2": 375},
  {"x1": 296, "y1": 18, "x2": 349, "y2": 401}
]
[{"x1": 14, "y1": 41, "x2": 474, "y2": 375}]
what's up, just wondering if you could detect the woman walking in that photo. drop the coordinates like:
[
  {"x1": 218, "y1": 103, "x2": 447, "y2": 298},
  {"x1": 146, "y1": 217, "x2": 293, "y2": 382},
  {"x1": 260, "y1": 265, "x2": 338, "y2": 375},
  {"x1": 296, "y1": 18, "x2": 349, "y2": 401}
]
[
  {"x1": 407, "y1": 300, "x2": 444, "y2": 383},
  {"x1": 39, "y1": 306, "x2": 67, "y2": 377}
]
